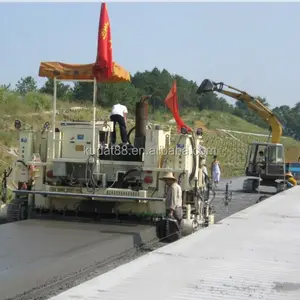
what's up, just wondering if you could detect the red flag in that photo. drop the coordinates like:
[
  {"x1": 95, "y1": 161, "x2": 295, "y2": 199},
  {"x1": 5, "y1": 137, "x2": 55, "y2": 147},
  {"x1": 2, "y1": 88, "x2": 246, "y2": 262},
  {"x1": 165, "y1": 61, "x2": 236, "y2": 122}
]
[
  {"x1": 164, "y1": 81, "x2": 191, "y2": 133},
  {"x1": 93, "y1": 3, "x2": 113, "y2": 80}
]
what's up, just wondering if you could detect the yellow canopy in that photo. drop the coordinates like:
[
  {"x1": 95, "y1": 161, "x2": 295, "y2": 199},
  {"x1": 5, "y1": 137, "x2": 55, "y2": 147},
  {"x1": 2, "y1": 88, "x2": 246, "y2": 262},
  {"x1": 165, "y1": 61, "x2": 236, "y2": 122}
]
[{"x1": 39, "y1": 61, "x2": 131, "y2": 83}]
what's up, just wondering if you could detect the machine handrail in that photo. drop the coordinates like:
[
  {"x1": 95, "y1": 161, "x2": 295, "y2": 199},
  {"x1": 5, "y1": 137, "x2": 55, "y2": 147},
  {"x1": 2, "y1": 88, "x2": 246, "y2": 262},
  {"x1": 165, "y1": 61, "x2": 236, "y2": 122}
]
[{"x1": 12, "y1": 189, "x2": 165, "y2": 202}]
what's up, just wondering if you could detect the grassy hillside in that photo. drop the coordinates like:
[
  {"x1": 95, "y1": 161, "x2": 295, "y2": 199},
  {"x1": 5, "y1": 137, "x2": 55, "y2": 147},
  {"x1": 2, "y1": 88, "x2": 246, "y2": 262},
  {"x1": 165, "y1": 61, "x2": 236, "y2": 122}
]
[
  {"x1": 1, "y1": 89, "x2": 300, "y2": 182},
  {"x1": 183, "y1": 109, "x2": 269, "y2": 134}
]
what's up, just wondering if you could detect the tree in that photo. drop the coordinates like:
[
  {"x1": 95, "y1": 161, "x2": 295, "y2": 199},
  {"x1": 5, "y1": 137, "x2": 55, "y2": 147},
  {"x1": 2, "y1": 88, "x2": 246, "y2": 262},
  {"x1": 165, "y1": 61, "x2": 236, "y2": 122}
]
[
  {"x1": 72, "y1": 82, "x2": 94, "y2": 102},
  {"x1": 15, "y1": 76, "x2": 37, "y2": 95},
  {"x1": 9, "y1": 68, "x2": 300, "y2": 140},
  {"x1": 132, "y1": 68, "x2": 173, "y2": 110},
  {"x1": 0, "y1": 84, "x2": 11, "y2": 91},
  {"x1": 99, "y1": 82, "x2": 142, "y2": 110},
  {"x1": 40, "y1": 78, "x2": 72, "y2": 100},
  {"x1": 71, "y1": 81, "x2": 142, "y2": 113}
]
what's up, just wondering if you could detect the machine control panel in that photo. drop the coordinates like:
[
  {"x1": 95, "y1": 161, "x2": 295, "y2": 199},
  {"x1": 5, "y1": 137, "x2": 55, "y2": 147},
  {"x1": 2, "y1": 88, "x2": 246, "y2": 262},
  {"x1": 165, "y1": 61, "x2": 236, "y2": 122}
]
[
  {"x1": 61, "y1": 128, "x2": 96, "y2": 159},
  {"x1": 60, "y1": 123, "x2": 113, "y2": 159},
  {"x1": 18, "y1": 131, "x2": 33, "y2": 163}
]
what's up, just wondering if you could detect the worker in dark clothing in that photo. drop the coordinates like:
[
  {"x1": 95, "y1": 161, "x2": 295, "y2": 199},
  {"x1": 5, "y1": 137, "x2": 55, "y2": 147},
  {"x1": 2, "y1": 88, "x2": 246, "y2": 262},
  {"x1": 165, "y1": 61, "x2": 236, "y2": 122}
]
[
  {"x1": 257, "y1": 151, "x2": 265, "y2": 163},
  {"x1": 256, "y1": 150, "x2": 266, "y2": 173},
  {"x1": 110, "y1": 104, "x2": 128, "y2": 144}
]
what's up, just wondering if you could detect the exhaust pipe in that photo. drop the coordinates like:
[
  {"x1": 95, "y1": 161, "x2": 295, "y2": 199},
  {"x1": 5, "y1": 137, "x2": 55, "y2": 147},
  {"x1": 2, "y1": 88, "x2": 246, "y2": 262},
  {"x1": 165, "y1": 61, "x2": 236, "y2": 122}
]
[{"x1": 134, "y1": 96, "x2": 149, "y2": 150}]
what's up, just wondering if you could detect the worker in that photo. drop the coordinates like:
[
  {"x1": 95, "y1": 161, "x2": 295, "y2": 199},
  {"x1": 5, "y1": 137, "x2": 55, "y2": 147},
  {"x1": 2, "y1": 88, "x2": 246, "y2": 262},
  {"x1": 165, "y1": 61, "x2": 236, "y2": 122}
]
[
  {"x1": 211, "y1": 155, "x2": 221, "y2": 187},
  {"x1": 159, "y1": 172, "x2": 183, "y2": 223},
  {"x1": 286, "y1": 172, "x2": 297, "y2": 188},
  {"x1": 110, "y1": 103, "x2": 128, "y2": 145},
  {"x1": 255, "y1": 150, "x2": 266, "y2": 174},
  {"x1": 257, "y1": 151, "x2": 265, "y2": 162}
]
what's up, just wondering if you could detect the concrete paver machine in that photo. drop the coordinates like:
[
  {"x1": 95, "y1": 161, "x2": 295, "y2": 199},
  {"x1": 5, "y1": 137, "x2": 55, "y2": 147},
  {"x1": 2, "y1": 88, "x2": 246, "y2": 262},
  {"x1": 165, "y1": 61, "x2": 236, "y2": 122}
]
[{"x1": 0, "y1": 86, "x2": 214, "y2": 240}]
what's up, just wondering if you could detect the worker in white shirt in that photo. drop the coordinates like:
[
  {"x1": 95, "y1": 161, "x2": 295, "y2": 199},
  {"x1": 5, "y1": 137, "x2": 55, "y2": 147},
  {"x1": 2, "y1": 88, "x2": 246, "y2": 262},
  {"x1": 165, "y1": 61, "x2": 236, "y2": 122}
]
[
  {"x1": 110, "y1": 103, "x2": 128, "y2": 144},
  {"x1": 211, "y1": 155, "x2": 221, "y2": 187},
  {"x1": 159, "y1": 172, "x2": 183, "y2": 223}
]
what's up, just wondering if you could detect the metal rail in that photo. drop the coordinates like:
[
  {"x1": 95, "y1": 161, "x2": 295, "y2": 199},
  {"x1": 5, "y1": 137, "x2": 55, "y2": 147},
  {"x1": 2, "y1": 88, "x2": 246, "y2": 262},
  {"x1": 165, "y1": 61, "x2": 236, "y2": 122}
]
[{"x1": 12, "y1": 190, "x2": 165, "y2": 202}]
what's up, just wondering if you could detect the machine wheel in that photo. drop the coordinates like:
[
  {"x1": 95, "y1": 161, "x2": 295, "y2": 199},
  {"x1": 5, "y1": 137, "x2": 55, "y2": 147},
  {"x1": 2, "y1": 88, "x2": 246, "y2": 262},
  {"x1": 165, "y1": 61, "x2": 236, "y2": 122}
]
[
  {"x1": 6, "y1": 197, "x2": 28, "y2": 223},
  {"x1": 180, "y1": 219, "x2": 197, "y2": 236}
]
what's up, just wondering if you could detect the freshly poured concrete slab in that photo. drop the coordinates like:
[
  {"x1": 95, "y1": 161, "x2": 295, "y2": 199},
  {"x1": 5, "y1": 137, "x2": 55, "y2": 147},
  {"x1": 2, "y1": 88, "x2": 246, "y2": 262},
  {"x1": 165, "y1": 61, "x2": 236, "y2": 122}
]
[
  {"x1": 0, "y1": 176, "x2": 270, "y2": 299},
  {"x1": 0, "y1": 219, "x2": 156, "y2": 300},
  {"x1": 49, "y1": 187, "x2": 300, "y2": 300}
]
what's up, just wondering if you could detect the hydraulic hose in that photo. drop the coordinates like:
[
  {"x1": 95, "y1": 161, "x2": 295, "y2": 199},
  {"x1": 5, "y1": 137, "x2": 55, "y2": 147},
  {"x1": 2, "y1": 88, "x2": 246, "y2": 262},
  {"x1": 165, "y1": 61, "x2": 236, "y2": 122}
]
[
  {"x1": 1, "y1": 168, "x2": 12, "y2": 203},
  {"x1": 188, "y1": 134, "x2": 197, "y2": 186},
  {"x1": 127, "y1": 126, "x2": 136, "y2": 145},
  {"x1": 85, "y1": 154, "x2": 100, "y2": 193}
]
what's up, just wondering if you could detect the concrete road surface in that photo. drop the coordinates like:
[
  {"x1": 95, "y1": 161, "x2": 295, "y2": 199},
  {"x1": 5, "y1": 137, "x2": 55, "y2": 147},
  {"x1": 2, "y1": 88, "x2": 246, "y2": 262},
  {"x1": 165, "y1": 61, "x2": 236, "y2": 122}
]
[
  {"x1": 213, "y1": 176, "x2": 275, "y2": 222},
  {"x1": 0, "y1": 176, "x2": 273, "y2": 300},
  {"x1": 0, "y1": 220, "x2": 157, "y2": 300}
]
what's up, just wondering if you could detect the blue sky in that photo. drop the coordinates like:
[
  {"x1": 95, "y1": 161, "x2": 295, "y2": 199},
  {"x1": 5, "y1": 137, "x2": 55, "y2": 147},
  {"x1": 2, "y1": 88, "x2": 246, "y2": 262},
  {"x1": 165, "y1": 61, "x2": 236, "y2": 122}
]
[{"x1": 0, "y1": 2, "x2": 299, "y2": 108}]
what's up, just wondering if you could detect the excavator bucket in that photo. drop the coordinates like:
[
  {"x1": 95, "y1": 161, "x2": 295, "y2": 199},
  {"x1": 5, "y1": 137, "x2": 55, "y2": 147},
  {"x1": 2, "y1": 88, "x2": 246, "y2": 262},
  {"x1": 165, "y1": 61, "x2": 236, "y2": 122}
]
[{"x1": 196, "y1": 79, "x2": 216, "y2": 95}]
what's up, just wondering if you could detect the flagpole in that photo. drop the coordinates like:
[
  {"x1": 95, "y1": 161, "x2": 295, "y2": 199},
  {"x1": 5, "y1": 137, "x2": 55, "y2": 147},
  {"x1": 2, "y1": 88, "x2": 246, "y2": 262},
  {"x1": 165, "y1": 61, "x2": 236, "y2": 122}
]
[
  {"x1": 52, "y1": 77, "x2": 57, "y2": 159},
  {"x1": 92, "y1": 78, "x2": 97, "y2": 156}
]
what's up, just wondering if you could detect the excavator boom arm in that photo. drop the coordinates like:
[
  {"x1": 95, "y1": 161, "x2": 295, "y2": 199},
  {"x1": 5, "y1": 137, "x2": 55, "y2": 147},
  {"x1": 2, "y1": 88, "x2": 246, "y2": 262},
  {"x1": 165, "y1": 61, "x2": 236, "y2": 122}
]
[{"x1": 197, "y1": 80, "x2": 282, "y2": 144}]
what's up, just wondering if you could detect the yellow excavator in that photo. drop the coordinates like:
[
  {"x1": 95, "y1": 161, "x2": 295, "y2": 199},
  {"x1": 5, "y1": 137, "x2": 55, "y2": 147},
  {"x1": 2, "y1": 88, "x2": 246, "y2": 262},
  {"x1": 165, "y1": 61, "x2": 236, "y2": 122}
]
[{"x1": 197, "y1": 79, "x2": 288, "y2": 193}]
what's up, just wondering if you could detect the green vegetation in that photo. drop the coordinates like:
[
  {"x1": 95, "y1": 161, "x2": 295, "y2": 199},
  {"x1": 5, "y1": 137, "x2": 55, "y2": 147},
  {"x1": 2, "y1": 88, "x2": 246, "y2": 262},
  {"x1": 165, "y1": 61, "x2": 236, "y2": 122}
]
[
  {"x1": 1, "y1": 67, "x2": 300, "y2": 181},
  {"x1": 203, "y1": 131, "x2": 300, "y2": 178},
  {"x1": 182, "y1": 110, "x2": 268, "y2": 134}
]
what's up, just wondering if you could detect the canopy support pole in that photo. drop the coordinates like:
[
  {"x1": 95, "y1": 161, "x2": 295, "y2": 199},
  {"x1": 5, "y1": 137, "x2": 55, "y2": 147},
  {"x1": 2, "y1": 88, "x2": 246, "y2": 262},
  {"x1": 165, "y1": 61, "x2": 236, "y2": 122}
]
[
  {"x1": 92, "y1": 78, "x2": 97, "y2": 155},
  {"x1": 52, "y1": 77, "x2": 57, "y2": 159}
]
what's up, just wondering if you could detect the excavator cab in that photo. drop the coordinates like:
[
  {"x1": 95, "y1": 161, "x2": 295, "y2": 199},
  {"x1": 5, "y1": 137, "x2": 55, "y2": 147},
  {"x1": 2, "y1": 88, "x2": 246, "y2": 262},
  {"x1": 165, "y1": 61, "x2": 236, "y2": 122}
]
[{"x1": 245, "y1": 142, "x2": 285, "y2": 181}]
